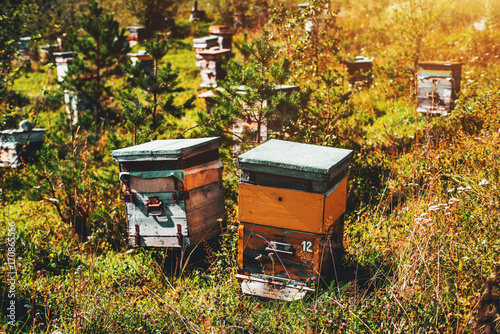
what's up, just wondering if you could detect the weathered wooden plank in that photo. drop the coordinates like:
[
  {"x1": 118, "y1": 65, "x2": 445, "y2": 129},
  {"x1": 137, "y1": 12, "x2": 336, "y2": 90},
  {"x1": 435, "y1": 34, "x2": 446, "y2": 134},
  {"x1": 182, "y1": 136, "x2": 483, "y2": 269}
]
[
  {"x1": 187, "y1": 207, "x2": 225, "y2": 245},
  {"x1": 185, "y1": 181, "x2": 223, "y2": 212},
  {"x1": 130, "y1": 235, "x2": 191, "y2": 248},
  {"x1": 239, "y1": 183, "x2": 325, "y2": 233},
  {"x1": 129, "y1": 176, "x2": 177, "y2": 193},
  {"x1": 239, "y1": 279, "x2": 308, "y2": 301},
  {"x1": 183, "y1": 160, "x2": 223, "y2": 191},
  {"x1": 238, "y1": 223, "x2": 334, "y2": 282},
  {"x1": 186, "y1": 184, "x2": 225, "y2": 245}
]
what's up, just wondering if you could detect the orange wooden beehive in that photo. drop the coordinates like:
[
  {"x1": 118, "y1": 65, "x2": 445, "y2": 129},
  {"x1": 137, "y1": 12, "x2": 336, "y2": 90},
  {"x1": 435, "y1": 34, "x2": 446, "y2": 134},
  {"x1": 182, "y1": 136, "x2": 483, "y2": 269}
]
[{"x1": 236, "y1": 139, "x2": 353, "y2": 300}]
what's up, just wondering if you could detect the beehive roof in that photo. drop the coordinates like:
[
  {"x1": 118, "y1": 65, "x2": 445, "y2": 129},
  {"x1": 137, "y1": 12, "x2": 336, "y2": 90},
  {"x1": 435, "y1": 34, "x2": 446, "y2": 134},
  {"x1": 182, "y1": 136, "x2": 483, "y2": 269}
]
[
  {"x1": 112, "y1": 137, "x2": 219, "y2": 162},
  {"x1": 238, "y1": 139, "x2": 353, "y2": 181}
]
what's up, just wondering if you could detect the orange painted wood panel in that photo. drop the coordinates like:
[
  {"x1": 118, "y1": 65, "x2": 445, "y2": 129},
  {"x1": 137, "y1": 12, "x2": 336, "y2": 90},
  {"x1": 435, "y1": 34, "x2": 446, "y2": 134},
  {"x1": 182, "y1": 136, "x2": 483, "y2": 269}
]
[
  {"x1": 323, "y1": 176, "x2": 348, "y2": 232},
  {"x1": 239, "y1": 183, "x2": 325, "y2": 234},
  {"x1": 183, "y1": 160, "x2": 223, "y2": 191}
]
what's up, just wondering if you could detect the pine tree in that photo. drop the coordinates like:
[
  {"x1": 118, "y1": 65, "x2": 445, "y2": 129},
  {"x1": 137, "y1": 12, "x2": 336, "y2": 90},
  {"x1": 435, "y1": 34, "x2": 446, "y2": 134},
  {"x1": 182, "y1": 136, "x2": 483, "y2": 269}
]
[
  {"x1": 198, "y1": 30, "x2": 309, "y2": 148},
  {"x1": 0, "y1": 0, "x2": 38, "y2": 128},
  {"x1": 120, "y1": 33, "x2": 194, "y2": 140},
  {"x1": 125, "y1": 0, "x2": 179, "y2": 38},
  {"x1": 63, "y1": 1, "x2": 130, "y2": 128},
  {"x1": 270, "y1": 0, "x2": 354, "y2": 147}
]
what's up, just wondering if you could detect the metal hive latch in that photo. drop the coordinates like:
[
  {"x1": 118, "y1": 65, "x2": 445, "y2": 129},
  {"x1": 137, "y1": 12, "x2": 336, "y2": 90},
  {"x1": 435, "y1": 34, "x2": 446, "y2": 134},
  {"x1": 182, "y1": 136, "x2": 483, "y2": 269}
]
[
  {"x1": 176, "y1": 224, "x2": 183, "y2": 246},
  {"x1": 145, "y1": 197, "x2": 163, "y2": 216}
]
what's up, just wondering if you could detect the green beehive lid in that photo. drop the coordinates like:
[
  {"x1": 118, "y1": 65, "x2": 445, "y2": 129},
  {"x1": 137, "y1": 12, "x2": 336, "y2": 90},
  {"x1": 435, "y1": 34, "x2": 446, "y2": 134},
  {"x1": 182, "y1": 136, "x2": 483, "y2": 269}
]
[
  {"x1": 238, "y1": 139, "x2": 353, "y2": 182},
  {"x1": 112, "y1": 137, "x2": 219, "y2": 162}
]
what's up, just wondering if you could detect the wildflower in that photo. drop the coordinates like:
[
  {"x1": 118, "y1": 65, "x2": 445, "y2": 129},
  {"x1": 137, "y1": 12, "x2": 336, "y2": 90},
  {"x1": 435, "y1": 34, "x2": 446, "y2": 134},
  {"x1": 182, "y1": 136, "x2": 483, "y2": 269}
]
[
  {"x1": 447, "y1": 312, "x2": 453, "y2": 317},
  {"x1": 327, "y1": 313, "x2": 331, "y2": 317},
  {"x1": 57, "y1": 285, "x2": 63, "y2": 290},
  {"x1": 322, "y1": 308, "x2": 327, "y2": 314},
  {"x1": 479, "y1": 179, "x2": 489, "y2": 186},
  {"x1": 305, "y1": 308, "x2": 310, "y2": 313},
  {"x1": 95, "y1": 298, "x2": 100, "y2": 304},
  {"x1": 142, "y1": 311, "x2": 149, "y2": 319},
  {"x1": 328, "y1": 319, "x2": 333, "y2": 324},
  {"x1": 311, "y1": 276, "x2": 316, "y2": 280},
  {"x1": 200, "y1": 314, "x2": 206, "y2": 320},
  {"x1": 332, "y1": 301, "x2": 338, "y2": 306},
  {"x1": 429, "y1": 205, "x2": 439, "y2": 212}
]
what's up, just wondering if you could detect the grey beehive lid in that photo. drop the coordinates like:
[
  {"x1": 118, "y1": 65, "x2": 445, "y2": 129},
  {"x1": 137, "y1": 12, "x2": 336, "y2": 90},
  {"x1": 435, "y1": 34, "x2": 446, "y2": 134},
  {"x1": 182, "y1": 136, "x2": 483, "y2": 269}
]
[
  {"x1": 112, "y1": 137, "x2": 219, "y2": 162},
  {"x1": 238, "y1": 139, "x2": 353, "y2": 181}
]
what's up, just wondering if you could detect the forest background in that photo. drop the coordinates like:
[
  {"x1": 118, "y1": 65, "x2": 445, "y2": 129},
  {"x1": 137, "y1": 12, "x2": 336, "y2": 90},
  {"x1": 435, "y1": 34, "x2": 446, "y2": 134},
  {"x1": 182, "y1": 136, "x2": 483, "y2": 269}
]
[{"x1": 0, "y1": 0, "x2": 499, "y2": 332}]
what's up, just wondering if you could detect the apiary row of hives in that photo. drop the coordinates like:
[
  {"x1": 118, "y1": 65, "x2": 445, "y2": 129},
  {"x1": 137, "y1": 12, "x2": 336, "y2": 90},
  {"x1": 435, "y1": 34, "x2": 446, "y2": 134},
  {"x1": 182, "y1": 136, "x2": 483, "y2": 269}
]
[{"x1": 112, "y1": 138, "x2": 353, "y2": 300}]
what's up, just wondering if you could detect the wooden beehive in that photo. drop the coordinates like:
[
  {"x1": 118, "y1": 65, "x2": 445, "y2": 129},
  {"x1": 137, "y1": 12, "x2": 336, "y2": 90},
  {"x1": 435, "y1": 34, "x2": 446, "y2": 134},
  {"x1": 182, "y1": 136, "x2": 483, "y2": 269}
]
[
  {"x1": 0, "y1": 121, "x2": 45, "y2": 168},
  {"x1": 193, "y1": 36, "x2": 219, "y2": 62},
  {"x1": 53, "y1": 51, "x2": 77, "y2": 82},
  {"x1": 345, "y1": 56, "x2": 374, "y2": 86},
  {"x1": 236, "y1": 139, "x2": 353, "y2": 300},
  {"x1": 112, "y1": 137, "x2": 225, "y2": 248},
  {"x1": 127, "y1": 26, "x2": 146, "y2": 48},
  {"x1": 209, "y1": 25, "x2": 233, "y2": 52},
  {"x1": 417, "y1": 61, "x2": 462, "y2": 116},
  {"x1": 128, "y1": 51, "x2": 154, "y2": 74},
  {"x1": 197, "y1": 48, "x2": 231, "y2": 87}
]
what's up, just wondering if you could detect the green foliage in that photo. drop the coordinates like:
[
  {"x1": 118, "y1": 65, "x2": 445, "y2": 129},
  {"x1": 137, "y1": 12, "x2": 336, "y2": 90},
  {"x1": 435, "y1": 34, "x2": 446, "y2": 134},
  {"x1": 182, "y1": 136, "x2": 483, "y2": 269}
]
[
  {"x1": 124, "y1": 0, "x2": 180, "y2": 37},
  {"x1": 120, "y1": 33, "x2": 194, "y2": 139},
  {"x1": 0, "y1": 0, "x2": 39, "y2": 128},
  {"x1": 63, "y1": 0, "x2": 130, "y2": 128},
  {"x1": 198, "y1": 30, "x2": 309, "y2": 149},
  {"x1": 1, "y1": 0, "x2": 500, "y2": 333}
]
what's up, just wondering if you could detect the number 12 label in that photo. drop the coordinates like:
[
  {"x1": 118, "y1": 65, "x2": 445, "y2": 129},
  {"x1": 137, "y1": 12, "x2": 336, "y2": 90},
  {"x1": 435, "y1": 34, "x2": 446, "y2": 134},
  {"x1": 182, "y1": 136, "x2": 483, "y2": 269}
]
[{"x1": 301, "y1": 241, "x2": 313, "y2": 253}]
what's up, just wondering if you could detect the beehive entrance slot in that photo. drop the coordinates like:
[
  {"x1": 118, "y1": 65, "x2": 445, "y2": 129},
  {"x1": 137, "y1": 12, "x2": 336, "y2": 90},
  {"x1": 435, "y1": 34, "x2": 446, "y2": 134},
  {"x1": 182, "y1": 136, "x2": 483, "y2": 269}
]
[{"x1": 265, "y1": 241, "x2": 293, "y2": 255}]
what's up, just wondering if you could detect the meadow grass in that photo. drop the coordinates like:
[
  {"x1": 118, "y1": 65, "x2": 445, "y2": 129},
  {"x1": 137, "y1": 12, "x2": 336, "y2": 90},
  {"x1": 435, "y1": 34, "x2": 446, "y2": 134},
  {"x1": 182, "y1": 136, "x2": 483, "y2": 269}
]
[{"x1": 1, "y1": 0, "x2": 500, "y2": 333}]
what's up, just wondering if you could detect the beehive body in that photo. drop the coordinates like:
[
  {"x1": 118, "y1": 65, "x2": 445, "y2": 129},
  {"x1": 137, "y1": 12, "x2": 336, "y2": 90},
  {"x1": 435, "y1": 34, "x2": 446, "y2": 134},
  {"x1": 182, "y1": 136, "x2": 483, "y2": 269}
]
[
  {"x1": 0, "y1": 128, "x2": 45, "y2": 168},
  {"x1": 236, "y1": 140, "x2": 353, "y2": 299},
  {"x1": 127, "y1": 27, "x2": 146, "y2": 48},
  {"x1": 197, "y1": 49, "x2": 230, "y2": 87},
  {"x1": 112, "y1": 138, "x2": 225, "y2": 248},
  {"x1": 209, "y1": 25, "x2": 233, "y2": 51},
  {"x1": 417, "y1": 62, "x2": 462, "y2": 116},
  {"x1": 345, "y1": 56, "x2": 374, "y2": 86}
]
